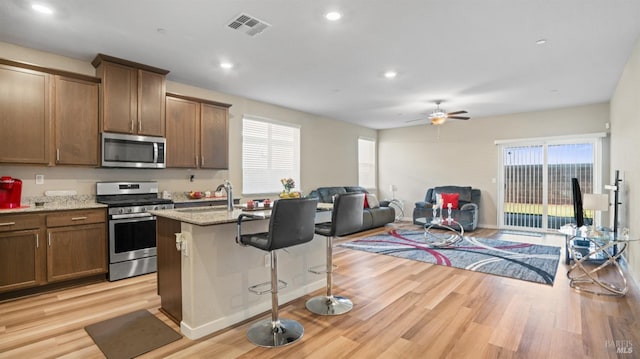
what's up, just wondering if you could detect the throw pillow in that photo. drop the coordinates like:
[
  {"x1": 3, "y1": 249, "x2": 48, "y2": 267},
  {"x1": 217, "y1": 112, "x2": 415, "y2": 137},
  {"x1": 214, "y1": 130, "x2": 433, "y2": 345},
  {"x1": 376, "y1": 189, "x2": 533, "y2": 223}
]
[
  {"x1": 363, "y1": 195, "x2": 369, "y2": 208},
  {"x1": 367, "y1": 193, "x2": 380, "y2": 208},
  {"x1": 441, "y1": 193, "x2": 459, "y2": 209}
]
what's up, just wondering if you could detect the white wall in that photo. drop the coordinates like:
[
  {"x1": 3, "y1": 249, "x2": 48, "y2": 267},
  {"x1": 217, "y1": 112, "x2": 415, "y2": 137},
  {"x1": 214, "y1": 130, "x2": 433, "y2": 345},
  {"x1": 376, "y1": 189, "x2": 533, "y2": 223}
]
[
  {"x1": 610, "y1": 35, "x2": 640, "y2": 284},
  {"x1": 378, "y1": 103, "x2": 610, "y2": 226},
  {"x1": 0, "y1": 42, "x2": 376, "y2": 200}
]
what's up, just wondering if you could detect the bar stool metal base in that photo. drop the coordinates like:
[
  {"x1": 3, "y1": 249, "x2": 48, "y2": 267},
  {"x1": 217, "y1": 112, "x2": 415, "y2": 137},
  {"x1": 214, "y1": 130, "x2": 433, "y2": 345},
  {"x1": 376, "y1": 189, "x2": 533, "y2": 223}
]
[
  {"x1": 246, "y1": 319, "x2": 304, "y2": 348},
  {"x1": 305, "y1": 295, "x2": 353, "y2": 315}
]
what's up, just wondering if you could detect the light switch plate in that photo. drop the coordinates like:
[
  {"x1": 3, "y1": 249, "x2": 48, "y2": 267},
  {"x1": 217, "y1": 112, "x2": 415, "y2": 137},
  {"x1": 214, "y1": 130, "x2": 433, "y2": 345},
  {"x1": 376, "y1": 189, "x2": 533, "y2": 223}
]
[{"x1": 35, "y1": 174, "x2": 44, "y2": 184}]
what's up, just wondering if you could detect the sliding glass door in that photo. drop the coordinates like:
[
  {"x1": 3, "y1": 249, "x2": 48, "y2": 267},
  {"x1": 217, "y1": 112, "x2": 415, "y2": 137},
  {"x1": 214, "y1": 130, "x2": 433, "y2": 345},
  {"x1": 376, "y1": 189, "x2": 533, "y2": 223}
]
[{"x1": 498, "y1": 135, "x2": 603, "y2": 231}]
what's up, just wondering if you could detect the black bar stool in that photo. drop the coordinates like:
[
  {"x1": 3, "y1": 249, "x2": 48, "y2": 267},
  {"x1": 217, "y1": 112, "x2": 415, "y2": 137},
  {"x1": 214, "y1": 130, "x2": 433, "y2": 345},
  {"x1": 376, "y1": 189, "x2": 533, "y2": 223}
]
[
  {"x1": 236, "y1": 197, "x2": 318, "y2": 348},
  {"x1": 306, "y1": 192, "x2": 364, "y2": 315}
]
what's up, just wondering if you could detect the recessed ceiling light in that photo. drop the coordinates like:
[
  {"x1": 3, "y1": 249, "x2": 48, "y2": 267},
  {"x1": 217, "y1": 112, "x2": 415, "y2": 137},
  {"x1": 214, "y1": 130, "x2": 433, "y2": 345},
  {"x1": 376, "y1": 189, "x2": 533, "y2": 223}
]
[
  {"x1": 220, "y1": 62, "x2": 234, "y2": 69},
  {"x1": 31, "y1": 3, "x2": 54, "y2": 15},
  {"x1": 384, "y1": 71, "x2": 397, "y2": 79},
  {"x1": 325, "y1": 11, "x2": 342, "y2": 21},
  {"x1": 535, "y1": 39, "x2": 547, "y2": 45}
]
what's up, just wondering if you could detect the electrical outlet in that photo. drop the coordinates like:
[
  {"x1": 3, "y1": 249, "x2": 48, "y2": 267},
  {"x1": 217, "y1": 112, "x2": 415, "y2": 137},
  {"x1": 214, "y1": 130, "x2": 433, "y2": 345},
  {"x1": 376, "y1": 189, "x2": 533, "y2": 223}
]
[{"x1": 35, "y1": 174, "x2": 44, "y2": 184}]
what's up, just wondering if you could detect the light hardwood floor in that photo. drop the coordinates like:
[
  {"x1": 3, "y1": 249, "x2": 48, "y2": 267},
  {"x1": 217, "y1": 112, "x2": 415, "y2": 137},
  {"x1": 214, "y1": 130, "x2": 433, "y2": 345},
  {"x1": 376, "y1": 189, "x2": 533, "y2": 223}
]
[{"x1": 1, "y1": 223, "x2": 639, "y2": 358}]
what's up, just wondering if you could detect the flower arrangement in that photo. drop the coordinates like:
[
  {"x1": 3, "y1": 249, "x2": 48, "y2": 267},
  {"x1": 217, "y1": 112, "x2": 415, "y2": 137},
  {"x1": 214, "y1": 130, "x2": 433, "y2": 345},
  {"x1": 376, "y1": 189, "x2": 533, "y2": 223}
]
[
  {"x1": 281, "y1": 178, "x2": 295, "y2": 192},
  {"x1": 280, "y1": 178, "x2": 300, "y2": 198}
]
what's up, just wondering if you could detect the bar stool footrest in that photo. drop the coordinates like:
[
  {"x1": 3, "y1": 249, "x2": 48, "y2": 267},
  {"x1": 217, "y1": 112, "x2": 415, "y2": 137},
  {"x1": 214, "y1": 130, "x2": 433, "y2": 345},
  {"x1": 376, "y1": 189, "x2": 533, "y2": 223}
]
[
  {"x1": 308, "y1": 264, "x2": 338, "y2": 275},
  {"x1": 249, "y1": 279, "x2": 287, "y2": 295}
]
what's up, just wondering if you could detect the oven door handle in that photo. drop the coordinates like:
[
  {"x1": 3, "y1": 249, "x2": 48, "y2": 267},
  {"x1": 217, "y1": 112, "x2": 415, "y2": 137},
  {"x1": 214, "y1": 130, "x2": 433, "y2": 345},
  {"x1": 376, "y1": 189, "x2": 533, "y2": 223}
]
[{"x1": 111, "y1": 213, "x2": 155, "y2": 220}]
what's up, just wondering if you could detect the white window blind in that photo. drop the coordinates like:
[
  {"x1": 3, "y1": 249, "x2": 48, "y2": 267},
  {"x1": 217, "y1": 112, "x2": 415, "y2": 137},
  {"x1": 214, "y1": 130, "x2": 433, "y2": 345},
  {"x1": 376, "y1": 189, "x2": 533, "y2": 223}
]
[
  {"x1": 242, "y1": 116, "x2": 300, "y2": 194},
  {"x1": 358, "y1": 137, "x2": 376, "y2": 189}
]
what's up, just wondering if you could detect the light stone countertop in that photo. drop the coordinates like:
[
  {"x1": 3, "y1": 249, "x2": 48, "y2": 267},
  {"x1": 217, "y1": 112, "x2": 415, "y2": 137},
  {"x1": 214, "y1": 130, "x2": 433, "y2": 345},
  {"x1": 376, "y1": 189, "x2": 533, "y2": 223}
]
[
  {"x1": 149, "y1": 206, "x2": 271, "y2": 226},
  {"x1": 0, "y1": 195, "x2": 107, "y2": 214}
]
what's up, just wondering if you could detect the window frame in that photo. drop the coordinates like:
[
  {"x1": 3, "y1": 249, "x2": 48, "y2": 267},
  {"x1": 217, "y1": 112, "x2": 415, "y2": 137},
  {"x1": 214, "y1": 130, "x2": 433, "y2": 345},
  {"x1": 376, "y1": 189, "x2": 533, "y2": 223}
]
[
  {"x1": 241, "y1": 115, "x2": 301, "y2": 195},
  {"x1": 358, "y1": 136, "x2": 377, "y2": 191}
]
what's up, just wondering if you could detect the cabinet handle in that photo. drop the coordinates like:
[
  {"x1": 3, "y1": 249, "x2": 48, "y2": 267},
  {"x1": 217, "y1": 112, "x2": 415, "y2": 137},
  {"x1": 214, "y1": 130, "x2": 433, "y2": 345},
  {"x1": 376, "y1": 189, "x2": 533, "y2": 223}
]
[
  {"x1": 36, "y1": 233, "x2": 39, "y2": 248},
  {"x1": 56, "y1": 148, "x2": 60, "y2": 162},
  {"x1": 201, "y1": 156, "x2": 204, "y2": 167},
  {"x1": 138, "y1": 120, "x2": 142, "y2": 133},
  {"x1": 0, "y1": 222, "x2": 16, "y2": 226},
  {"x1": 195, "y1": 156, "x2": 198, "y2": 166},
  {"x1": 131, "y1": 120, "x2": 135, "y2": 133},
  {"x1": 48, "y1": 232, "x2": 51, "y2": 246},
  {"x1": 71, "y1": 216, "x2": 88, "y2": 221}
]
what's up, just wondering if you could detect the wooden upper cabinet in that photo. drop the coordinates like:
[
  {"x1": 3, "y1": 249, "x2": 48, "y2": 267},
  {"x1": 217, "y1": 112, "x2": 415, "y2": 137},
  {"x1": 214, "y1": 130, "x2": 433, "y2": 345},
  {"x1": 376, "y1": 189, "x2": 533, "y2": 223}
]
[
  {"x1": 97, "y1": 61, "x2": 137, "y2": 134},
  {"x1": 92, "y1": 54, "x2": 168, "y2": 136},
  {"x1": 138, "y1": 70, "x2": 166, "y2": 136},
  {"x1": 165, "y1": 93, "x2": 231, "y2": 169},
  {"x1": 0, "y1": 64, "x2": 50, "y2": 164},
  {"x1": 166, "y1": 96, "x2": 198, "y2": 168},
  {"x1": 54, "y1": 76, "x2": 100, "y2": 166},
  {"x1": 201, "y1": 103, "x2": 229, "y2": 169}
]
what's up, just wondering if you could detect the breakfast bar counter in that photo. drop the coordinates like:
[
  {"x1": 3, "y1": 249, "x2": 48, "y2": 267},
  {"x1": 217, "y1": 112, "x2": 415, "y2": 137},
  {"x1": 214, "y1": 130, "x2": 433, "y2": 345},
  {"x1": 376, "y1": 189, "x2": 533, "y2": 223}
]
[{"x1": 149, "y1": 207, "x2": 327, "y2": 340}]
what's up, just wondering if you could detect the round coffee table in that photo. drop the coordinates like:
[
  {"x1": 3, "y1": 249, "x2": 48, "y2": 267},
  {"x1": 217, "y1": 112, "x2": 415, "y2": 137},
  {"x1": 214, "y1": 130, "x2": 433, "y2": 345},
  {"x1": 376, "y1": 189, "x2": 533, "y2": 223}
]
[{"x1": 422, "y1": 217, "x2": 464, "y2": 247}]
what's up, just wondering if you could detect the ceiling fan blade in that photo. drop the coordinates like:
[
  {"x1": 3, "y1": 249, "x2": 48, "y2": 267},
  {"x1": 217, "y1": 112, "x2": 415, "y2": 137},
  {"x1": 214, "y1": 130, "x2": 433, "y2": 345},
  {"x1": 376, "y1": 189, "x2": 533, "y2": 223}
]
[
  {"x1": 447, "y1": 116, "x2": 470, "y2": 120},
  {"x1": 405, "y1": 118, "x2": 425, "y2": 123},
  {"x1": 447, "y1": 110, "x2": 468, "y2": 115}
]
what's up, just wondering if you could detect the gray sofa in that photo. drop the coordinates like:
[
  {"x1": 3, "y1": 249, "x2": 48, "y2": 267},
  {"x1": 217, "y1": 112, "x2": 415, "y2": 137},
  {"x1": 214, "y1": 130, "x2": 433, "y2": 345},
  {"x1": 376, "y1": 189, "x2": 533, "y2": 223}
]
[
  {"x1": 308, "y1": 186, "x2": 395, "y2": 234},
  {"x1": 413, "y1": 186, "x2": 481, "y2": 231}
]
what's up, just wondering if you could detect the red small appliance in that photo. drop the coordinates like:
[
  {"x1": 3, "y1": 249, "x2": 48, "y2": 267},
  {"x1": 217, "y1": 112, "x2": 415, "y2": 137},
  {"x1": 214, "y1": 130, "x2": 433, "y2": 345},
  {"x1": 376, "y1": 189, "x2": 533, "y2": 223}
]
[{"x1": 0, "y1": 177, "x2": 23, "y2": 209}]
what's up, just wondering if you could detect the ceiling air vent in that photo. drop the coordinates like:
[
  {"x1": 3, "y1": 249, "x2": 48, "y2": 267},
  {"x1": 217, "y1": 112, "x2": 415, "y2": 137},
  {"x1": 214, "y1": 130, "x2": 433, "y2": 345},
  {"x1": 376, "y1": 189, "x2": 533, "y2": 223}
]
[{"x1": 227, "y1": 13, "x2": 271, "y2": 37}]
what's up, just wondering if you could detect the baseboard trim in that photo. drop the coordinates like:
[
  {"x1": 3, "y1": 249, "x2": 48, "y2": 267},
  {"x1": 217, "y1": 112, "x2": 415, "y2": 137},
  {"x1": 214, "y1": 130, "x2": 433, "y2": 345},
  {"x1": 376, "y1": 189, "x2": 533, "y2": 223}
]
[{"x1": 180, "y1": 279, "x2": 325, "y2": 340}]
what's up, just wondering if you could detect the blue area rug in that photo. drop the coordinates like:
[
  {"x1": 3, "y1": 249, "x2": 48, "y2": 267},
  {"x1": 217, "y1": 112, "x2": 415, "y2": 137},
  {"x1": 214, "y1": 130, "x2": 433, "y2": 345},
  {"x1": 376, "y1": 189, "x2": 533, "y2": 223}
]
[{"x1": 339, "y1": 229, "x2": 561, "y2": 285}]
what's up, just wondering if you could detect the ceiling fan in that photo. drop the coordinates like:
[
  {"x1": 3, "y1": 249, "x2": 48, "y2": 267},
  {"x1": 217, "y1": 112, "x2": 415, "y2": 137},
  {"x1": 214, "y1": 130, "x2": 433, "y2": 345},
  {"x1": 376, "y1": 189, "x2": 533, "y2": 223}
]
[{"x1": 409, "y1": 101, "x2": 471, "y2": 125}]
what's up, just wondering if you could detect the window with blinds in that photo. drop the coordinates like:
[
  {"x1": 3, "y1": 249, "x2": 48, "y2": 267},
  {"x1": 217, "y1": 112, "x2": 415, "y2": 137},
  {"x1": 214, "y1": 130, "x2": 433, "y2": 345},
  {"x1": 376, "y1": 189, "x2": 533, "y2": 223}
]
[
  {"x1": 242, "y1": 116, "x2": 300, "y2": 194},
  {"x1": 358, "y1": 137, "x2": 376, "y2": 189},
  {"x1": 497, "y1": 134, "x2": 604, "y2": 231}
]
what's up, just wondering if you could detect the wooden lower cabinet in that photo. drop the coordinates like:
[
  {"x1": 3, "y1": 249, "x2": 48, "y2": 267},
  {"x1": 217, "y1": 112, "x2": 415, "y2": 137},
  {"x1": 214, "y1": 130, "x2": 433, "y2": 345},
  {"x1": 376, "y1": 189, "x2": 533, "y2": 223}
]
[
  {"x1": 47, "y1": 223, "x2": 107, "y2": 282},
  {"x1": 0, "y1": 209, "x2": 107, "y2": 295},
  {"x1": 0, "y1": 228, "x2": 46, "y2": 292},
  {"x1": 157, "y1": 216, "x2": 182, "y2": 323}
]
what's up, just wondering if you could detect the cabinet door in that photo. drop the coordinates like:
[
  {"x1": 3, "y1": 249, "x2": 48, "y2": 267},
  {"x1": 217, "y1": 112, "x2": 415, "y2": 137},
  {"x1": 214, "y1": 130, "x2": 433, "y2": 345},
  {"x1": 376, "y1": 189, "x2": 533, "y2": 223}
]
[
  {"x1": 54, "y1": 76, "x2": 99, "y2": 165},
  {"x1": 47, "y1": 223, "x2": 107, "y2": 282},
  {"x1": 157, "y1": 217, "x2": 182, "y2": 323},
  {"x1": 200, "y1": 103, "x2": 229, "y2": 169},
  {"x1": 138, "y1": 69, "x2": 166, "y2": 136},
  {"x1": 0, "y1": 229, "x2": 45, "y2": 292},
  {"x1": 0, "y1": 64, "x2": 51, "y2": 164},
  {"x1": 100, "y1": 62, "x2": 137, "y2": 134},
  {"x1": 166, "y1": 96, "x2": 198, "y2": 168}
]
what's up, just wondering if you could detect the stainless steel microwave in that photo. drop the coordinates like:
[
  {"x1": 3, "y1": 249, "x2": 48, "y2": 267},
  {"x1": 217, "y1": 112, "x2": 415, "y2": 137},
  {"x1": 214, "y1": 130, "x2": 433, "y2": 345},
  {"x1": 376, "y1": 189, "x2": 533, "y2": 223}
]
[{"x1": 101, "y1": 133, "x2": 166, "y2": 168}]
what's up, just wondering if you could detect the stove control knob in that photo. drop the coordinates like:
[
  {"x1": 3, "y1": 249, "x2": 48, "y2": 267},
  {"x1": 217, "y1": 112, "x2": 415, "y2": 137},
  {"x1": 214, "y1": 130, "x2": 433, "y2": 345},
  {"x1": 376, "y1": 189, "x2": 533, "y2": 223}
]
[
  {"x1": 117, "y1": 208, "x2": 125, "y2": 215},
  {"x1": 153, "y1": 205, "x2": 159, "y2": 210},
  {"x1": 125, "y1": 208, "x2": 132, "y2": 214}
]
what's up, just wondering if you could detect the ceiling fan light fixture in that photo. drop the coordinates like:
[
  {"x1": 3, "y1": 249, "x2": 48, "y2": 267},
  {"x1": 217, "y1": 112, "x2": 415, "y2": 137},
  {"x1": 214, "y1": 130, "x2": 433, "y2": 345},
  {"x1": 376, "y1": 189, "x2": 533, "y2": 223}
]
[{"x1": 430, "y1": 116, "x2": 447, "y2": 125}]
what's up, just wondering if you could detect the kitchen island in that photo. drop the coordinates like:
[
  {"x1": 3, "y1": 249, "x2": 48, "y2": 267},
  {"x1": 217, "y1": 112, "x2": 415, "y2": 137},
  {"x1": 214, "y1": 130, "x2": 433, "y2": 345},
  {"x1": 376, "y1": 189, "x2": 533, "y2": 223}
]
[{"x1": 149, "y1": 206, "x2": 328, "y2": 340}]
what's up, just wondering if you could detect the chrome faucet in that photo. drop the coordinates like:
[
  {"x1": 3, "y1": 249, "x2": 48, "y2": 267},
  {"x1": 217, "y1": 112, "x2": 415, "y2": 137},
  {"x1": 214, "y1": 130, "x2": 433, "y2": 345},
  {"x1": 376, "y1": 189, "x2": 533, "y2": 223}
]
[{"x1": 216, "y1": 180, "x2": 234, "y2": 211}]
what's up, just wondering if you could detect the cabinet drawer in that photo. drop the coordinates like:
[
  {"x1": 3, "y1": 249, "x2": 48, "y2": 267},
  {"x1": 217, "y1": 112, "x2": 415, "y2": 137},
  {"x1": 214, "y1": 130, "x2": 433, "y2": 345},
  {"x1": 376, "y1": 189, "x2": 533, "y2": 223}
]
[
  {"x1": 46, "y1": 209, "x2": 106, "y2": 227},
  {"x1": 0, "y1": 214, "x2": 45, "y2": 232}
]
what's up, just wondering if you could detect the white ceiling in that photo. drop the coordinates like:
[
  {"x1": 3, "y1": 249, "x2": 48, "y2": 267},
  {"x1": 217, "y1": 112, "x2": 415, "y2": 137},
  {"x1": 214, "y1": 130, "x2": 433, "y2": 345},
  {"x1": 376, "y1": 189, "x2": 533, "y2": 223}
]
[{"x1": 2, "y1": 0, "x2": 640, "y2": 129}]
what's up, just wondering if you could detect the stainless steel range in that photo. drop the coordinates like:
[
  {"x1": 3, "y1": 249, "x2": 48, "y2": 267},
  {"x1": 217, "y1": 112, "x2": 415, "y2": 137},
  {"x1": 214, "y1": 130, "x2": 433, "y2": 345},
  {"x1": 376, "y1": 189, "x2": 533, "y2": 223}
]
[{"x1": 96, "y1": 181, "x2": 174, "y2": 281}]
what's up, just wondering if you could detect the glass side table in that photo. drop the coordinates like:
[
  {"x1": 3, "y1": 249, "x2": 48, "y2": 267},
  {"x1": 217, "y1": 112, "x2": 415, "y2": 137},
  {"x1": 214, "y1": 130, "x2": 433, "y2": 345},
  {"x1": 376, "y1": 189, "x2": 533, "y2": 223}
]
[
  {"x1": 559, "y1": 225, "x2": 635, "y2": 296},
  {"x1": 416, "y1": 214, "x2": 464, "y2": 247}
]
